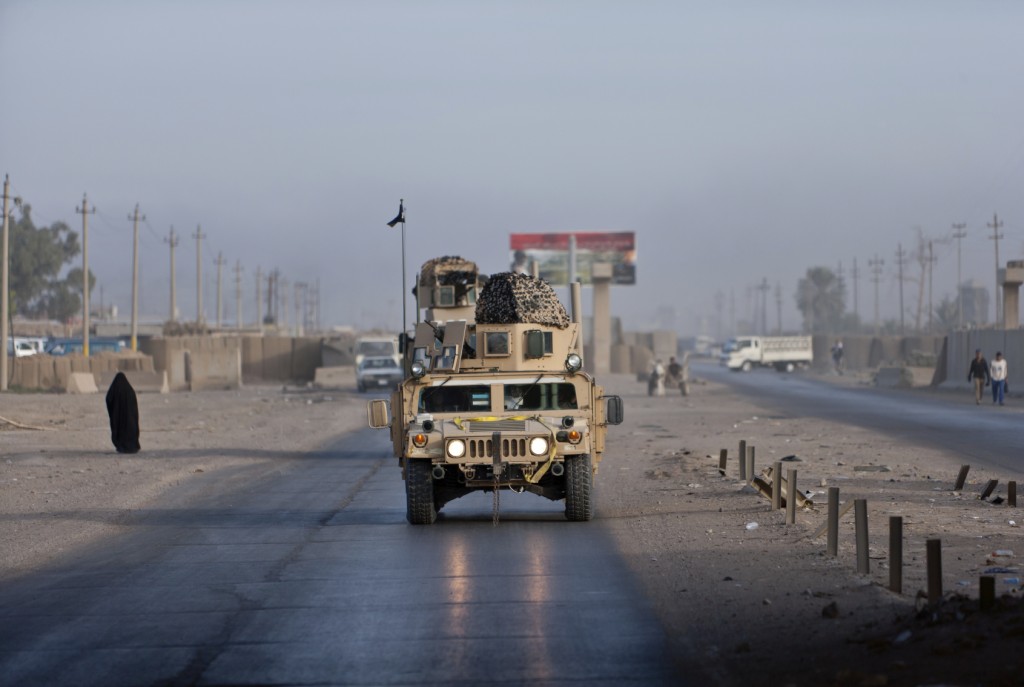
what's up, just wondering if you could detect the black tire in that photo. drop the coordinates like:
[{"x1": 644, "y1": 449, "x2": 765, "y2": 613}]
[
  {"x1": 406, "y1": 459, "x2": 437, "y2": 524},
  {"x1": 741, "y1": 361, "x2": 753, "y2": 372},
  {"x1": 564, "y1": 454, "x2": 593, "y2": 521}
]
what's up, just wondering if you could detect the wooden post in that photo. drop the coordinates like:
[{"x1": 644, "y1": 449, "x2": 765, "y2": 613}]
[
  {"x1": 855, "y1": 499, "x2": 869, "y2": 574},
  {"x1": 954, "y1": 464, "x2": 970, "y2": 491},
  {"x1": 772, "y1": 461, "x2": 783, "y2": 510},
  {"x1": 889, "y1": 516, "x2": 903, "y2": 594},
  {"x1": 1009, "y1": 481, "x2": 1017, "y2": 508},
  {"x1": 718, "y1": 449, "x2": 728, "y2": 476},
  {"x1": 746, "y1": 446, "x2": 755, "y2": 485},
  {"x1": 927, "y1": 539, "x2": 943, "y2": 605},
  {"x1": 738, "y1": 440, "x2": 747, "y2": 481},
  {"x1": 980, "y1": 479, "x2": 999, "y2": 500},
  {"x1": 980, "y1": 576, "x2": 995, "y2": 611},
  {"x1": 827, "y1": 487, "x2": 840, "y2": 557},
  {"x1": 786, "y1": 469, "x2": 797, "y2": 524}
]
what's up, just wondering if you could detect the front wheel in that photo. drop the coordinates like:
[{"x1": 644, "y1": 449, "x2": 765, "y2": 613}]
[
  {"x1": 564, "y1": 454, "x2": 593, "y2": 521},
  {"x1": 405, "y1": 459, "x2": 437, "y2": 524},
  {"x1": 741, "y1": 360, "x2": 753, "y2": 372}
]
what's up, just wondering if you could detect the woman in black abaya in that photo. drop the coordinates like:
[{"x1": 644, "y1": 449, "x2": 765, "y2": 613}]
[{"x1": 105, "y1": 372, "x2": 141, "y2": 454}]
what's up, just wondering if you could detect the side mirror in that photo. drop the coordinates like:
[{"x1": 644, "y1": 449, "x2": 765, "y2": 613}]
[
  {"x1": 525, "y1": 329, "x2": 545, "y2": 359},
  {"x1": 367, "y1": 399, "x2": 392, "y2": 429},
  {"x1": 398, "y1": 332, "x2": 408, "y2": 354},
  {"x1": 605, "y1": 395, "x2": 624, "y2": 425}
]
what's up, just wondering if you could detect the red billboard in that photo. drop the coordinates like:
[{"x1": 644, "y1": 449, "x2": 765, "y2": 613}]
[{"x1": 509, "y1": 232, "x2": 636, "y2": 285}]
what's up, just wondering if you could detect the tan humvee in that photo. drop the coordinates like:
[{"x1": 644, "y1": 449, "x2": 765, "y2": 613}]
[{"x1": 367, "y1": 259, "x2": 624, "y2": 524}]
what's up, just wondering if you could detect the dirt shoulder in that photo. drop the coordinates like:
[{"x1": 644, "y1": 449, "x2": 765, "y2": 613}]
[{"x1": 601, "y1": 370, "x2": 1024, "y2": 686}]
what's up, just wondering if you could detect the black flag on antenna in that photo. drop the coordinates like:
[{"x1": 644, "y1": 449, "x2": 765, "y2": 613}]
[{"x1": 386, "y1": 200, "x2": 405, "y2": 227}]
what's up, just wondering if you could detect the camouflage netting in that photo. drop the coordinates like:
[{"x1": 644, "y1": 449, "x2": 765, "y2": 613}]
[
  {"x1": 475, "y1": 272, "x2": 570, "y2": 329},
  {"x1": 420, "y1": 256, "x2": 479, "y2": 286}
]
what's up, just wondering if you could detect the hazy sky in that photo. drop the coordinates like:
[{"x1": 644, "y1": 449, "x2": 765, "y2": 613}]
[{"x1": 3, "y1": 1, "x2": 1024, "y2": 335}]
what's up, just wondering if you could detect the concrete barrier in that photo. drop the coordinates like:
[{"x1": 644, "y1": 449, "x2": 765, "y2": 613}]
[
  {"x1": 97, "y1": 370, "x2": 169, "y2": 394},
  {"x1": 313, "y1": 366, "x2": 354, "y2": 389},
  {"x1": 66, "y1": 372, "x2": 99, "y2": 394}
]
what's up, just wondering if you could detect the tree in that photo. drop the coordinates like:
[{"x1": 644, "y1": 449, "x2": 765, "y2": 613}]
[
  {"x1": 795, "y1": 267, "x2": 846, "y2": 333},
  {"x1": 9, "y1": 205, "x2": 81, "y2": 319},
  {"x1": 933, "y1": 296, "x2": 958, "y2": 332}
]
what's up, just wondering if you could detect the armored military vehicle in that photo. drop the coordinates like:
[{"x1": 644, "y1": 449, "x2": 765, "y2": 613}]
[{"x1": 367, "y1": 256, "x2": 624, "y2": 524}]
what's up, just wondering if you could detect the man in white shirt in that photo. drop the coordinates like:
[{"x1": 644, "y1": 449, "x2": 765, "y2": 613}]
[{"x1": 990, "y1": 351, "x2": 1008, "y2": 406}]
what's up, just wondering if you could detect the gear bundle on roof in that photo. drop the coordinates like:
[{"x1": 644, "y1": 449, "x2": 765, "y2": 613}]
[{"x1": 475, "y1": 272, "x2": 570, "y2": 329}]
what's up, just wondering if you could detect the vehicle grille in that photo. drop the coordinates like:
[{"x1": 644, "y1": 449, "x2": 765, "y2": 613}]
[
  {"x1": 466, "y1": 420, "x2": 526, "y2": 432},
  {"x1": 466, "y1": 437, "x2": 529, "y2": 460}
]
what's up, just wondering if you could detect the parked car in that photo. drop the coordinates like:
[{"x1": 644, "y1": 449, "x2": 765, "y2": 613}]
[
  {"x1": 6, "y1": 337, "x2": 46, "y2": 357},
  {"x1": 44, "y1": 338, "x2": 127, "y2": 355},
  {"x1": 356, "y1": 356, "x2": 404, "y2": 392}
]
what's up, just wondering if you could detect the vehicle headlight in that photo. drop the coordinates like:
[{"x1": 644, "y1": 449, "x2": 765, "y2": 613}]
[
  {"x1": 565, "y1": 353, "x2": 583, "y2": 372},
  {"x1": 529, "y1": 436, "x2": 549, "y2": 456},
  {"x1": 410, "y1": 361, "x2": 426, "y2": 378},
  {"x1": 446, "y1": 439, "x2": 466, "y2": 458}
]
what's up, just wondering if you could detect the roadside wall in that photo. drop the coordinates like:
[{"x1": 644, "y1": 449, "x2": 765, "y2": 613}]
[
  {"x1": 7, "y1": 352, "x2": 155, "y2": 392},
  {"x1": 811, "y1": 334, "x2": 944, "y2": 371}
]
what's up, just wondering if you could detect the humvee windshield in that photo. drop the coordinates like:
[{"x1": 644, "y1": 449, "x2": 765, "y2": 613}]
[
  {"x1": 419, "y1": 385, "x2": 491, "y2": 413},
  {"x1": 504, "y1": 383, "x2": 577, "y2": 411}
]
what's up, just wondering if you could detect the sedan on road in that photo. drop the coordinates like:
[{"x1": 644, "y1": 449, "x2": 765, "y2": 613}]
[{"x1": 356, "y1": 355, "x2": 404, "y2": 392}]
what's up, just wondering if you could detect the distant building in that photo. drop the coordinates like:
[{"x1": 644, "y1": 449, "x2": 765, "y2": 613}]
[{"x1": 959, "y1": 280, "x2": 990, "y2": 327}]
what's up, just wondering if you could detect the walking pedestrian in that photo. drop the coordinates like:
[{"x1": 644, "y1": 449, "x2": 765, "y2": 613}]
[
  {"x1": 967, "y1": 349, "x2": 989, "y2": 405},
  {"x1": 990, "y1": 351, "x2": 1008, "y2": 406}
]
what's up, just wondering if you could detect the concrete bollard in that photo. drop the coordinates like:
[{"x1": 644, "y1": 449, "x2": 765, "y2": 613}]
[
  {"x1": 719, "y1": 449, "x2": 728, "y2": 476},
  {"x1": 980, "y1": 479, "x2": 999, "y2": 500},
  {"x1": 1009, "y1": 481, "x2": 1017, "y2": 508},
  {"x1": 786, "y1": 469, "x2": 797, "y2": 525},
  {"x1": 954, "y1": 464, "x2": 970, "y2": 491},
  {"x1": 855, "y1": 499, "x2": 869, "y2": 574},
  {"x1": 738, "y1": 440, "x2": 747, "y2": 481},
  {"x1": 980, "y1": 576, "x2": 995, "y2": 611},
  {"x1": 746, "y1": 446, "x2": 755, "y2": 485},
  {"x1": 826, "y1": 487, "x2": 840, "y2": 557},
  {"x1": 889, "y1": 516, "x2": 903, "y2": 594},
  {"x1": 772, "y1": 461, "x2": 783, "y2": 510},
  {"x1": 927, "y1": 539, "x2": 943, "y2": 605}
]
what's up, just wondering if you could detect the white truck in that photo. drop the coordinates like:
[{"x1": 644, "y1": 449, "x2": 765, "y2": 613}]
[{"x1": 720, "y1": 335, "x2": 812, "y2": 372}]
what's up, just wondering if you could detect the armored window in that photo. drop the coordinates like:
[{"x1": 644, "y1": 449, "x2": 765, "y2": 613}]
[
  {"x1": 484, "y1": 331, "x2": 510, "y2": 356},
  {"x1": 503, "y1": 383, "x2": 577, "y2": 411},
  {"x1": 438, "y1": 285, "x2": 455, "y2": 307},
  {"x1": 418, "y1": 385, "x2": 491, "y2": 413}
]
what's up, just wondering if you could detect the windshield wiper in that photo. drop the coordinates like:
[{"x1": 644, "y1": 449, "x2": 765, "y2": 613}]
[{"x1": 511, "y1": 374, "x2": 545, "y2": 411}]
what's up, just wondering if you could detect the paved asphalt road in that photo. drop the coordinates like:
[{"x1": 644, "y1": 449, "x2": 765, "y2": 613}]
[
  {"x1": 0, "y1": 428, "x2": 684, "y2": 687},
  {"x1": 696, "y1": 361, "x2": 1024, "y2": 474}
]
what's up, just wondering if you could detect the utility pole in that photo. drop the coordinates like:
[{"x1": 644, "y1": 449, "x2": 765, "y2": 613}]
[
  {"x1": 775, "y1": 282, "x2": 782, "y2": 334},
  {"x1": 837, "y1": 260, "x2": 846, "y2": 312},
  {"x1": 1, "y1": 175, "x2": 10, "y2": 391},
  {"x1": 234, "y1": 260, "x2": 243, "y2": 330},
  {"x1": 255, "y1": 266, "x2": 263, "y2": 330},
  {"x1": 895, "y1": 243, "x2": 907, "y2": 335},
  {"x1": 926, "y1": 240, "x2": 937, "y2": 332},
  {"x1": 314, "y1": 278, "x2": 321, "y2": 332},
  {"x1": 851, "y1": 257, "x2": 860, "y2": 321},
  {"x1": 869, "y1": 254, "x2": 884, "y2": 336},
  {"x1": 713, "y1": 290, "x2": 724, "y2": 341},
  {"x1": 214, "y1": 252, "x2": 226, "y2": 328},
  {"x1": 294, "y1": 282, "x2": 305, "y2": 336},
  {"x1": 165, "y1": 227, "x2": 179, "y2": 322},
  {"x1": 988, "y1": 213, "x2": 1004, "y2": 328},
  {"x1": 128, "y1": 204, "x2": 145, "y2": 351},
  {"x1": 193, "y1": 225, "x2": 206, "y2": 325},
  {"x1": 279, "y1": 275, "x2": 289, "y2": 331},
  {"x1": 756, "y1": 278, "x2": 770, "y2": 335},
  {"x1": 75, "y1": 193, "x2": 96, "y2": 356},
  {"x1": 729, "y1": 288, "x2": 735, "y2": 337},
  {"x1": 952, "y1": 222, "x2": 967, "y2": 328}
]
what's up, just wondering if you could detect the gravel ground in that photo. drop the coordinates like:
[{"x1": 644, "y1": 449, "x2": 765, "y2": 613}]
[{"x1": 2, "y1": 367, "x2": 1023, "y2": 686}]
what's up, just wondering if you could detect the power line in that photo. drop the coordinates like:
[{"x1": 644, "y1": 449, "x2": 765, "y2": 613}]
[{"x1": 952, "y1": 222, "x2": 967, "y2": 328}]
